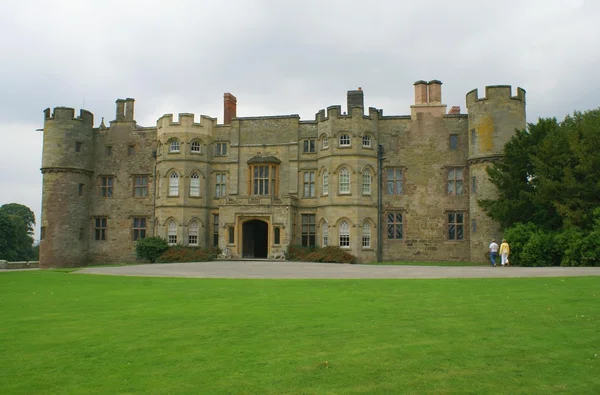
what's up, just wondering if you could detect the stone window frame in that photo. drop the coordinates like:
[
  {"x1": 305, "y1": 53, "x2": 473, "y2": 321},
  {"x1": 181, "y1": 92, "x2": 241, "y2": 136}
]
[
  {"x1": 471, "y1": 176, "x2": 477, "y2": 194},
  {"x1": 105, "y1": 145, "x2": 112, "y2": 157},
  {"x1": 98, "y1": 175, "x2": 114, "y2": 198},
  {"x1": 168, "y1": 138, "x2": 180, "y2": 153},
  {"x1": 132, "y1": 217, "x2": 147, "y2": 241},
  {"x1": 361, "y1": 222, "x2": 372, "y2": 248},
  {"x1": 303, "y1": 139, "x2": 316, "y2": 153},
  {"x1": 167, "y1": 219, "x2": 178, "y2": 245},
  {"x1": 321, "y1": 220, "x2": 329, "y2": 247},
  {"x1": 446, "y1": 166, "x2": 466, "y2": 196},
  {"x1": 362, "y1": 134, "x2": 372, "y2": 149},
  {"x1": 189, "y1": 171, "x2": 201, "y2": 198},
  {"x1": 362, "y1": 167, "x2": 373, "y2": 195},
  {"x1": 273, "y1": 227, "x2": 281, "y2": 245},
  {"x1": 338, "y1": 219, "x2": 351, "y2": 248},
  {"x1": 302, "y1": 170, "x2": 316, "y2": 198},
  {"x1": 127, "y1": 144, "x2": 135, "y2": 156},
  {"x1": 168, "y1": 171, "x2": 180, "y2": 197},
  {"x1": 449, "y1": 134, "x2": 458, "y2": 150},
  {"x1": 338, "y1": 166, "x2": 351, "y2": 195},
  {"x1": 386, "y1": 211, "x2": 404, "y2": 240},
  {"x1": 215, "y1": 172, "x2": 227, "y2": 198},
  {"x1": 338, "y1": 133, "x2": 351, "y2": 148},
  {"x1": 94, "y1": 217, "x2": 107, "y2": 241},
  {"x1": 188, "y1": 220, "x2": 200, "y2": 246},
  {"x1": 321, "y1": 135, "x2": 329, "y2": 150},
  {"x1": 321, "y1": 168, "x2": 329, "y2": 196},
  {"x1": 75, "y1": 141, "x2": 82, "y2": 152},
  {"x1": 133, "y1": 175, "x2": 149, "y2": 198},
  {"x1": 301, "y1": 214, "x2": 316, "y2": 247},
  {"x1": 446, "y1": 211, "x2": 466, "y2": 241},
  {"x1": 228, "y1": 226, "x2": 235, "y2": 245},
  {"x1": 78, "y1": 183, "x2": 84, "y2": 197},
  {"x1": 215, "y1": 142, "x2": 228, "y2": 156},
  {"x1": 190, "y1": 140, "x2": 202, "y2": 154},
  {"x1": 212, "y1": 213, "x2": 219, "y2": 247},
  {"x1": 248, "y1": 164, "x2": 278, "y2": 196},
  {"x1": 384, "y1": 167, "x2": 405, "y2": 196}
]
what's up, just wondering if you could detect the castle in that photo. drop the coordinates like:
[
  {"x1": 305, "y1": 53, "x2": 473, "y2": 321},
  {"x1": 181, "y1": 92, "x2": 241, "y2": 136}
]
[{"x1": 39, "y1": 80, "x2": 526, "y2": 268}]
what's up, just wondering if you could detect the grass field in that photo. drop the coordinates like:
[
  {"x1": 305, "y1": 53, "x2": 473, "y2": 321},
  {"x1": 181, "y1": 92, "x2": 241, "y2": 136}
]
[{"x1": 0, "y1": 271, "x2": 598, "y2": 394}]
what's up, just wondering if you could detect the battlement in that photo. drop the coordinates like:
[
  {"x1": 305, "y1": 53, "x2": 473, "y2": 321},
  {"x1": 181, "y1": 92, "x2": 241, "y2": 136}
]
[
  {"x1": 157, "y1": 113, "x2": 216, "y2": 129},
  {"x1": 44, "y1": 107, "x2": 94, "y2": 125},
  {"x1": 466, "y1": 85, "x2": 526, "y2": 108}
]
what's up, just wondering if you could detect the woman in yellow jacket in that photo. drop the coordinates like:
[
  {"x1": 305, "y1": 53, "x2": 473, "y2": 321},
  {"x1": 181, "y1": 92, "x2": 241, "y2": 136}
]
[{"x1": 499, "y1": 239, "x2": 510, "y2": 266}]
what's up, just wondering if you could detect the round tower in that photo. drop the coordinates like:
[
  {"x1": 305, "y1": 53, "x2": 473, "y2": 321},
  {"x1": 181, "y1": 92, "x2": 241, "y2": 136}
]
[
  {"x1": 40, "y1": 107, "x2": 94, "y2": 268},
  {"x1": 466, "y1": 86, "x2": 526, "y2": 262}
]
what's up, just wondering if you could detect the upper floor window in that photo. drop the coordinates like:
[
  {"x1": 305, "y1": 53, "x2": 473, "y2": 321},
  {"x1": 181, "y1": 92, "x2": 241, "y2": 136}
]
[
  {"x1": 168, "y1": 220, "x2": 177, "y2": 245},
  {"x1": 362, "y1": 135, "x2": 372, "y2": 148},
  {"x1": 169, "y1": 139, "x2": 180, "y2": 153},
  {"x1": 471, "y1": 176, "x2": 477, "y2": 194},
  {"x1": 339, "y1": 221, "x2": 350, "y2": 248},
  {"x1": 75, "y1": 141, "x2": 82, "y2": 152},
  {"x1": 190, "y1": 141, "x2": 201, "y2": 153},
  {"x1": 100, "y1": 176, "x2": 114, "y2": 198},
  {"x1": 190, "y1": 172, "x2": 200, "y2": 197},
  {"x1": 339, "y1": 134, "x2": 351, "y2": 147},
  {"x1": 449, "y1": 134, "x2": 458, "y2": 150},
  {"x1": 303, "y1": 139, "x2": 316, "y2": 153},
  {"x1": 322, "y1": 136, "x2": 329, "y2": 150},
  {"x1": 322, "y1": 170, "x2": 329, "y2": 195},
  {"x1": 339, "y1": 167, "x2": 350, "y2": 194},
  {"x1": 132, "y1": 217, "x2": 146, "y2": 241},
  {"x1": 78, "y1": 183, "x2": 84, "y2": 197},
  {"x1": 188, "y1": 221, "x2": 199, "y2": 246},
  {"x1": 447, "y1": 167, "x2": 464, "y2": 195},
  {"x1": 362, "y1": 169, "x2": 372, "y2": 195},
  {"x1": 128, "y1": 145, "x2": 135, "y2": 156},
  {"x1": 303, "y1": 171, "x2": 315, "y2": 197},
  {"x1": 301, "y1": 214, "x2": 316, "y2": 247},
  {"x1": 216, "y1": 142, "x2": 227, "y2": 156},
  {"x1": 386, "y1": 168, "x2": 403, "y2": 195},
  {"x1": 448, "y1": 212, "x2": 465, "y2": 240},
  {"x1": 362, "y1": 223, "x2": 371, "y2": 248},
  {"x1": 134, "y1": 176, "x2": 148, "y2": 197},
  {"x1": 169, "y1": 172, "x2": 179, "y2": 196},
  {"x1": 250, "y1": 165, "x2": 277, "y2": 196},
  {"x1": 105, "y1": 146, "x2": 112, "y2": 157},
  {"x1": 215, "y1": 173, "x2": 227, "y2": 197},
  {"x1": 470, "y1": 129, "x2": 477, "y2": 147}
]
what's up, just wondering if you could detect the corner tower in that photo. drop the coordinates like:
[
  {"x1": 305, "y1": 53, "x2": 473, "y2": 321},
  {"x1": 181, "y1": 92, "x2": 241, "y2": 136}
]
[
  {"x1": 466, "y1": 86, "x2": 526, "y2": 261},
  {"x1": 40, "y1": 107, "x2": 94, "y2": 268}
]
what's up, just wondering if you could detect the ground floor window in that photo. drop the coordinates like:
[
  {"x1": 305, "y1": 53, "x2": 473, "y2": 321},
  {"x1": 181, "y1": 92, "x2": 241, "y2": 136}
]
[
  {"x1": 322, "y1": 223, "x2": 328, "y2": 246},
  {"x1": 228, "y1": 226, "x2": 235, "y2": 244},
  {"x1": 339, "y1": 221, "x2": 350, "y2": 247},
  {"x1": 362, "y1": 223, "x2": 371, "y2": 248},
  {"x1": 301, "y1": 214, "x2": 316, "y2": 247},
  {"x1": 94, "y1": 217, "x2": 107, "y2": 241},
  {"x1": 274, "y1": 227, "x2": 281, "y2": 245},
  {"x1": 387, "y1": 213, "x2": 403, "y2": 240},
  {"x1": 168, "y1": 221, "x2": 177, "y2": 245},
  {"x1": 448, "y1": 212, "x2": 465, "y2": 240},
  {"x1": 132, "y1": 217, "x2": 146, "y2": 241},
  {"x1": 188, "y1": 221, "x2": 199, "y2": 246},
  {"x1": 212, "y1": 214, "x2": 219, "y2": 246}
]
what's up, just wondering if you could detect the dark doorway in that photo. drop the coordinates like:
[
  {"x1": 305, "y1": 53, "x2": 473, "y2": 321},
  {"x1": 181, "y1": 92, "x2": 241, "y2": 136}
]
[{"x1": 242, "y1": 220, "x2": 268, "y2": 258}]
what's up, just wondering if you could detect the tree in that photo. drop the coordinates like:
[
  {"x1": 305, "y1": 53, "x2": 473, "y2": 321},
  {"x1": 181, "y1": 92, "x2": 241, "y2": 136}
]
[
  {"x1": 135, "y1": 237, "x2": 169, "y2": 263},
  {"x1": 0, "y1": 210, "x2": 33, "y2": 261},
  {"x1": 0, "y1": 203, "x2": 35, "y2": 235}
]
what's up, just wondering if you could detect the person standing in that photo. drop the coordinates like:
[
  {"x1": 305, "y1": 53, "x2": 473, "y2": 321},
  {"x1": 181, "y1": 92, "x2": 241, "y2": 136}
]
[
  {"x1": 499, "y1": 239, "x2": 510, "y2": 266},
  {"x1": 489, "y1": 239, "x2": 499, "y2": 267}
]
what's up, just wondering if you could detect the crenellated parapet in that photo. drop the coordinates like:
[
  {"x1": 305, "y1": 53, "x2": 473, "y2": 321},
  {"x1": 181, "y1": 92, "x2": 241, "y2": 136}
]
[
  {"x1": 466, "y1": 85, "x2": 526, "y2": 108},
  {"x1": 44, "y1": 107, "x2": 94, "y2": 126}
]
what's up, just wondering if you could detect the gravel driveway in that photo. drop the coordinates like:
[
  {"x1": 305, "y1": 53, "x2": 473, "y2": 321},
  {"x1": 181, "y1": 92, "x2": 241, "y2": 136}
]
[{"x1": 76, "y1": 261, "x2": 600, "y2": 279}]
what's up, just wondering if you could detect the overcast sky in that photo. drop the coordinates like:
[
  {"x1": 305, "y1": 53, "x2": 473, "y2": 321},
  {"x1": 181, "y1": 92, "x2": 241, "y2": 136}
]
[{"x1": 1, "y1": 0, "x2": 598, "y2": 241}]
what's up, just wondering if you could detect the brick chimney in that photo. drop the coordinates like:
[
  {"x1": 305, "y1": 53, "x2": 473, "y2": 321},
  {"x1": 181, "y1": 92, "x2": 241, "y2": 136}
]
[
  {"x1": 224, "y1": 93, "x2": 237, "y2": 124},
  {"x1": 448, "y1": 106, "x2": 461, "y2": 115}
]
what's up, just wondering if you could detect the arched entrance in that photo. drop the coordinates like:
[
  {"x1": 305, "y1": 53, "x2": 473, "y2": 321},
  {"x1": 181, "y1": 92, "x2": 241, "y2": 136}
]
[{"x1": 242, "y1": 220, "x2": 269, "y2": 258}]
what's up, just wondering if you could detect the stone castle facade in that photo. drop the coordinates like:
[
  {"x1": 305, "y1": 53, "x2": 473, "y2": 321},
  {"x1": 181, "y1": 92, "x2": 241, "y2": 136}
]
[{"x1": 39, "y1": 80, "x2": 526, "y2": 268}]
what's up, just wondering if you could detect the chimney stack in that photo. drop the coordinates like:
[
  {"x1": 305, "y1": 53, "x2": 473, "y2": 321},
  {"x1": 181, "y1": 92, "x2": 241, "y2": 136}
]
[
  {"x1": 414, "y1": 80, "x2": 428, "y2": 104},
  {"x1": 115, "y1": 99, "x2": 125, "y2": 121},
  {"x1": 125, "y1": 98, "x2": 135, "y2": 121},
  {"x1": 428, "y1": 80, "x2": 442, "y2": 103},
  {"x1": 448, "y1": 106, "x2": 461, "y2": 115},
  {"x1": 224, "y1": 93, "x2": 237, "y2": 124},
  {"x1": 347, "y1": 87, "x2": 364, "y2": 112}
]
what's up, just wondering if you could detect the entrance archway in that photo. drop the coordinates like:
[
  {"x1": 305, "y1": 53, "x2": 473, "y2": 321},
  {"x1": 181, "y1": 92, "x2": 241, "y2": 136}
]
[{"x1": 242, "y1": 220, "x2": 269, "y2": 258}]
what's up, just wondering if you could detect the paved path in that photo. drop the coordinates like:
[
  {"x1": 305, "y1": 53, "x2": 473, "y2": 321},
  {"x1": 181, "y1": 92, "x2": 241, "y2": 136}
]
[{"x1": 77, "y1": 261, "x2": 600, "y2": 279}]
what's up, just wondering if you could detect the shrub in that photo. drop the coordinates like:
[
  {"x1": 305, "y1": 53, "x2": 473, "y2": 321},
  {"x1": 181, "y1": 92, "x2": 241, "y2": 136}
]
[
  {"x1": 135, "y1": 237, "x2": 169, "y2": 263},
  {"x1": 286, "y1": 245, "x2": 356, "y2": 264},
  {"x1": 503, "y1": 222, "x2": 539, "y2": 266},
  {"x1": 520, "y1": 230, "x2": 560, "y2": 267},
  {"x1": 157, "y1": 246, "x2": 220, "y2": 263}
]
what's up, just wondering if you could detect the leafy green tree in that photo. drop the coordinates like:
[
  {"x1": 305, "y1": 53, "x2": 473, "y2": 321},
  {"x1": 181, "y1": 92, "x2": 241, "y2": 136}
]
[
  {"x1": 0, "y1": 203, "x2": 36, "y2": 235},
  {"x1": 0, "y1": 211, "x2": 33, "y2": 261}
]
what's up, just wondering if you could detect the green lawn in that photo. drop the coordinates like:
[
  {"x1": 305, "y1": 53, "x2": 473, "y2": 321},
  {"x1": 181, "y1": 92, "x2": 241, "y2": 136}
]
[{"x1": 0, "y1": 271, "x2": 598, "y2": 394}]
